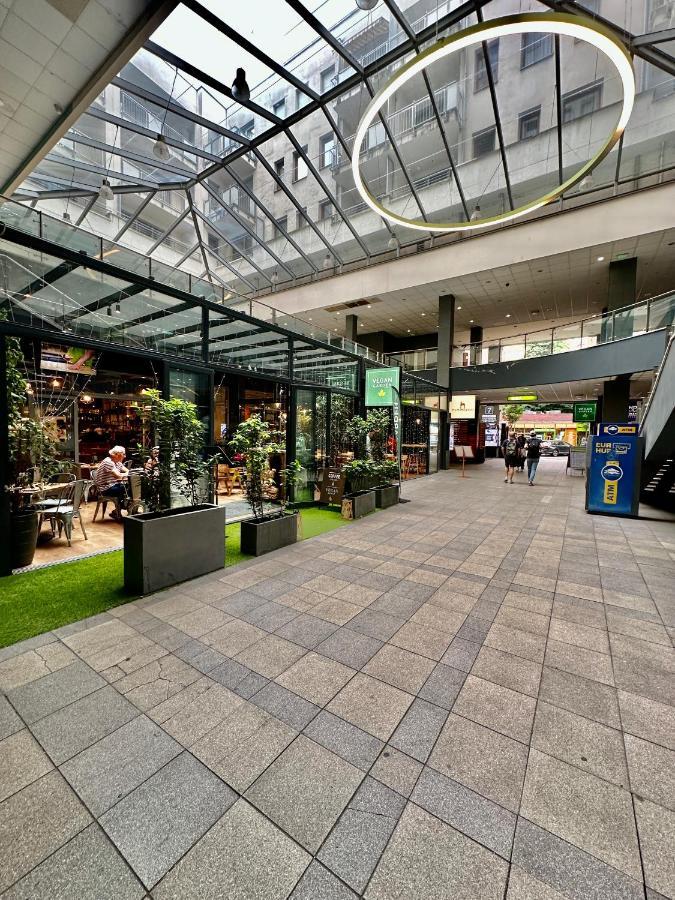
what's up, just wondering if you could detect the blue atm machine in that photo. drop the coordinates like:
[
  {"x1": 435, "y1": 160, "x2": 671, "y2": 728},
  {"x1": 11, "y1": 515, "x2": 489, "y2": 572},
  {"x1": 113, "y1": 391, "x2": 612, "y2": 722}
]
[{"x1": 586, "y1": 424, "x2": 642, "y2": 517}]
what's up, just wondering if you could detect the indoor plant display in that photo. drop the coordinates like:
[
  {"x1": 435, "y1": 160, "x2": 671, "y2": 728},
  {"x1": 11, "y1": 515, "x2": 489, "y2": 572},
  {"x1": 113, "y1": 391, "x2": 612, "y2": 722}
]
[
  {"x1": 374, "y1": 459, "x2": 400, "y2": 508},
  {"x1": 124, "y1": 390, "x2": 224, "y2": 594},
  {"x1": 365, "y1": 408, "x2": 400, "y2": 508},
  {"x1": 229, "y1": 414, "x2": 300, "y2": 556}
]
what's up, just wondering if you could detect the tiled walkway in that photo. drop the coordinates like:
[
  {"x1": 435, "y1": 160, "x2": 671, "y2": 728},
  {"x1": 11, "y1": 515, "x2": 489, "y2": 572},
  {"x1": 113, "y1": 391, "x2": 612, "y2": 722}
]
[{"x1": 1, "y1": 459, "x2": 674, "y2": 899}]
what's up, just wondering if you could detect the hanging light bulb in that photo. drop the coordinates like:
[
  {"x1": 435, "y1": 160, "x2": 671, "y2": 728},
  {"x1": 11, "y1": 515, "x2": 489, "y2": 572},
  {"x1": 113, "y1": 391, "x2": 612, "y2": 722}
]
[
  {"x1": 388, "y1": 233, "x2": 399, "y2": 251},
  {"x1": 356, "y1": 0, "x2": 379, "y2": 9},
  {"x1": 25, "y1": 383, "x2": 33, "y2": 394},
  {"x1": 153, "y1": 134, "x2": 171, "y2": 162},
  {"x1": 323, "y1": 252, "x2": 333, "y2": 270},
  {"x1": 470, "y1": 205, "x2": 481, "y2": 221},
  {"x1": 62, "y1": 211, "x2": 71, "y2": 223},
  {"x1": 107, "y1": 305, "x2": 113, "y2": 317},
  {"x1": 115, "y1": 301, "x2": 121, "y2": 314},
  {"x1": 271, "y1": 270, "x2": 279, "y2": 285},
  {"x1": 232, "y1": 68, "x2": 250, "y2": 102},
  {"x1": 52, "y1": 378, "x2": 61, "y2": 388},
  {"x1": 98, "y1": 178, "x2": 113, "y2": 201},
  {"x1": 579, "y1": 174, "x2": 594, "y2": 191}
]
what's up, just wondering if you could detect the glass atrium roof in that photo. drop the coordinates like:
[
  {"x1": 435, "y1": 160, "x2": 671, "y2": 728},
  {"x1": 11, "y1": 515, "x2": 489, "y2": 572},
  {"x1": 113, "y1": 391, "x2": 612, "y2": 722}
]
[{"x1": 10, "y1": 0, "x2": 675, "y2": 299}]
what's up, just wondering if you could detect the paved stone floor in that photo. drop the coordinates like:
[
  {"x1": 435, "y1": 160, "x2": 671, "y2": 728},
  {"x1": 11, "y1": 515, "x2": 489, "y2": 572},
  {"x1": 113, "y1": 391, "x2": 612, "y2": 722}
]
[{"x1": 1, "y1": 458, "x2": 674, "y2": 899}]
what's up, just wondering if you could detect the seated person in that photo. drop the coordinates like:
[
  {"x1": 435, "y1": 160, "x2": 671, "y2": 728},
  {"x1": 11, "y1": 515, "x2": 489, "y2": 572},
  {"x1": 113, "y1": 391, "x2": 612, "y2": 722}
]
[
  {"x1": 94, "y1": 445, "x2": 129, "y2": 519},
  {"x1": 144, "y1": 446, "x2": 160, "y2": 474}
]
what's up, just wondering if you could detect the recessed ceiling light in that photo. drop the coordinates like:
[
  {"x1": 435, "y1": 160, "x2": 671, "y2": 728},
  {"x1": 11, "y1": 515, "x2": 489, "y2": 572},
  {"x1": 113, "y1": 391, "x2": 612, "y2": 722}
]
[{"x1": 597, "y1": 256, "x2": 605, "y2": 261}]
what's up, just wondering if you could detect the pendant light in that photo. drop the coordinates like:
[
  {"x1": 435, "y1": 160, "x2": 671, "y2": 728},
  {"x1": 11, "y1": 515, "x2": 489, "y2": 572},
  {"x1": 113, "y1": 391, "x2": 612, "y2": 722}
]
[
  {"x1": 388, "y1": 232, "x2": 399, "y2": 250},
  {"x1": 356, "y1": 0, "x2": 379, "y2": 9},
  {"x1": 232, "y1": 68, "x2": 250, "y2": 102},
  {"x1": 153, "y1": 134, "x2": 171, "y2": 161},
  {"x1": 323, "y1": 252, "x2": 333, "y2": 270},
  {"x1": 98, "y1": 178, "x2": 114, "y2": 201},
  {"x1": 470, "y1": 205, "x2": 481, "y2": 221}
]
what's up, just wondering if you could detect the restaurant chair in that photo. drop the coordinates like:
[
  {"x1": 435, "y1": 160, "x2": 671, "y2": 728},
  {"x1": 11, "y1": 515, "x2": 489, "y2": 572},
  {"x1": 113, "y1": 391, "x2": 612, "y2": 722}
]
[
  {"x1": 47, "y1": 480, "x2": 88, "y2": 546},
  {"x1": 36, "y1": 481, "x2": 75, "y2": 539},
  {"x1": 127, "y1": 473, "x2": 144, "y2": 515},
  {"x1": 93, "y1": 488, "x2": 125, "y2": 522}
]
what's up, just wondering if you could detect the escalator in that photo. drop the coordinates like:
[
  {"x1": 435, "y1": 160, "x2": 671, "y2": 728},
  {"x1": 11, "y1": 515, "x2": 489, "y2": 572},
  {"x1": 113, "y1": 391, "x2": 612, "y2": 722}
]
[{"x1": 640, "y1": 334, "x2": 675, "y2": 511}]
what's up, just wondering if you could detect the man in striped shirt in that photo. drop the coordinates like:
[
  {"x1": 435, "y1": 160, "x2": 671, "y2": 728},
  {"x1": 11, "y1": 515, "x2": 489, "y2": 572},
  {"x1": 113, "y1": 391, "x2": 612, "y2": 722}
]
[{"x1": 94, "y1": 446, "x2": 129, "y2": 520}]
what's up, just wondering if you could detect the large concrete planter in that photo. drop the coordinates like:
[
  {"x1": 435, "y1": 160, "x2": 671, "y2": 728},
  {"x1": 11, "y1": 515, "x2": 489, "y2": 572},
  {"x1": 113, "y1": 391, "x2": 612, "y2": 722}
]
[
  {"x1": 375, "y1": 484, "x2": 399, "y2": 509},
  {"x1": 10, "y1": 509, "x2": 38, "y2": 569},
  {"x1": 342, "y1": 490, "x2": 376, "y2": 519},
  {"x1": 124, "y1": 503, "x2": 225, "y2": 594},
  {"x1": 240, "y1": 511, "x2": 299, "y2": 556}
]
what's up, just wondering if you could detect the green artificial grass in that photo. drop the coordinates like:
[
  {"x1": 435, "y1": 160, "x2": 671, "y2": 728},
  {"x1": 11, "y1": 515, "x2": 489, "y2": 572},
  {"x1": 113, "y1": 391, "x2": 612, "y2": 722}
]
[{"x1": 0, "y1": 506, "x2": 353, "y2": 649}]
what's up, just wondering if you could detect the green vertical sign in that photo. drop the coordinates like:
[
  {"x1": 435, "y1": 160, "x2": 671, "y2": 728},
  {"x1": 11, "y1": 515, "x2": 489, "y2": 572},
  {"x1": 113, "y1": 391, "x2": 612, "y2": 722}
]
[
  {"x1": 573, "y1": 400, "x2": 598, "y2": 423},
  {"x1": 365, "y1": 367, "x2": 400, "y2": 407}
]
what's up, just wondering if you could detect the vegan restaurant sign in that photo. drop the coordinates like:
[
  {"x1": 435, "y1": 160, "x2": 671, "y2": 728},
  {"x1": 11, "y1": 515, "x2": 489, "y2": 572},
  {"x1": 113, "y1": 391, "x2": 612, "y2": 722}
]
[
  {"x1": 573, "y1": 400, "x2": 597, "y2": 423},
  {"x1": 365, "y1": 368, "x2": 400, "y2": 407}
]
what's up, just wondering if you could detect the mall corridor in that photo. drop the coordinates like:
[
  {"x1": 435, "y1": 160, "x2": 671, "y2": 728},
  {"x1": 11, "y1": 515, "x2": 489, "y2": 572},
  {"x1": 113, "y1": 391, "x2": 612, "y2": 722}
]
[{"x1": 0, "y1": 459, "x2": 674, "y2": 899}]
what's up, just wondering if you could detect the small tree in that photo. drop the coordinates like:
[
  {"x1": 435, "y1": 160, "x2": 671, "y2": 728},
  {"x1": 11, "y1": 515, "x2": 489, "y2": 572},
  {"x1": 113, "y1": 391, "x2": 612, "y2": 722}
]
[
  {"x1": 501, "y1": 404, "x2": 525, "y2": 429},
  {"x1": 366, "y1": 408, "x2": 391, "y2": 462},
  {"x1": 345, "y1": 415, "x2": 369, "y2": 459},
  {"x1": 142, "y1": 389, "x2": 215, "y2": 509},
  {"x1": 229, "y1": 415, "x2": 284, "y2": 521}
]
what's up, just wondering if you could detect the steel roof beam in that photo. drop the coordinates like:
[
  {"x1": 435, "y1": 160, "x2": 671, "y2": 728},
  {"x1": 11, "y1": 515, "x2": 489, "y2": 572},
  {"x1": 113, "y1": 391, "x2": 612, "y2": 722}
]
[
  {"x1": 145, "y1": 206, "x2": 191, "y2": 255},
  {"x1": 194, "y1": 207, "x2": 270, "y2": 288},
  {"x1": 113, "y1": 191, "x2": 156, "y2": 241},
  {"x1": 14, "y1": 261, "x2": 79, "y2": 299},
  {"x1": 187, "y1": 189, "x2": 214, "y2": 286},
  {"x1": 64, "y1": 131, "x2": 199, "y2": 180}
]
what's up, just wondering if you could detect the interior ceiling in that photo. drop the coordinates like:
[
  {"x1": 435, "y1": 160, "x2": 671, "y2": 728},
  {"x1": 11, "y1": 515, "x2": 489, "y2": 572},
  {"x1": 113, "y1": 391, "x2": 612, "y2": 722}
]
[
  {"x1": 0, "y1": 0, "x2": 164, "y2": 192},
  {"x1": 302, "y1": 227, "x2": 675, "y2": 338},
  {"x1": 463, "y1": 372, "x2": 654, "y2": 404},
  {"x1": 3, "y1": 0, "x2": 674, "y2": 301}
]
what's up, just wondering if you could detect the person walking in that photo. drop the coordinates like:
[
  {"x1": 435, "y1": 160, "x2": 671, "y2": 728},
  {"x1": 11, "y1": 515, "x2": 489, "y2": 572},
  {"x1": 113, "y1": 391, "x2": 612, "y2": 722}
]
[
  {"x1": 516, "y1": 434, "x2": 526, "y2": 473},
  {"x1": 525, "y1": 430, "x2": 542, "y2": 485},
  {"x1": 501, "y1": 432, "x2": 519, "y2": 483}
]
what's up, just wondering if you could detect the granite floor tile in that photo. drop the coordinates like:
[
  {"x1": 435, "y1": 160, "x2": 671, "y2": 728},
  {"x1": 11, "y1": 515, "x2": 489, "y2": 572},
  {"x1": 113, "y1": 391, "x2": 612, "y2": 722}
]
[
  {"x1": 289, "y1": 861, "x2": 358, "y2": 899},
  {"x1": 634, "y1": 796, "x2": 675, "y2": 900},
  {"x1": 453, "y1": 675, "x2": 536, "y2": 744},
  {"x1": 539, "y1": 666, "x2": 621, "y2": 728},
  {"x1": 201, "y1": 619, "x2": 266, "y2": 657},
  {"x1": 318, "y1": 777, "x2": 405, "y2": 893},
  {"x1": 1, "y1": 822, "x2": 145, "y2": 900},
  {"x1": 250, "y1": 681, "x2": 320, "y2": 731},
  {"x1": 429, "y1": 713, "x2": 529, "y2": 813},
  {"x1": 100, "y1": 751, "x2": 236, "y2": 889},
  {"x1": 0, "y1": 643, "x2": 76, "y2": 693},
  {"x1": 365, "y1": 802, "x2": 508, "y2": 900},
  {"x1": 0, "y1": 696, "x2": 23, "y2": 742},
  {"x1": 370, "y1": 747, "x2": 423, "y2": 798},
  {"x1": 471, "y1": 645, "x2": 542, "y2": 697},
  {"x1": 0, "y1": 770, "x2": 92, "y2": 893},
  {"x1": 412, "y1": 765, "x2": 517, "y2": 859},
  {"x1": 275, "y1": 613, "x2": 340, "y2": 649},
  {"x1": 548, "y1": 617, "x2": 610, "y2": 654},
  {"x1": 0, "y1": 729, "x2": 53, "y2": 803},
  {"x1": 246, "y1": 734, "x2": 364, "y2": 852},
  {"x1": 153, "y1": 799, "x2": 310, "y2": 900},
  {"x1": 624, "y1": 734, "x2": 675, "y2": 810},
  {"x1": 409, "y1": 604, "x2": 465, "y2": 635},
  {"x1": 485, "y1": 623, "x2": 546, "y2": 664},
  {"x1": 143, "y1": 622, "x2": 194, "y2": 652},
  {"x1": 347, "y1": 609, "x2": 406, "y2": 643},
  {"x1": 418, "y1": 663, "x2": 466, "y2": 710},
  {"x1": 311, "y1": 597, "x2": 363, "y2": 626},
  {"x1": 327, "y1": 673, "x2": 414, "y2": 742},
  {"x1": 512, "y1": 817, "x2": 644, "y2": 900},
  {"x1": 545, "y1": 639, "x2": 615, "y2": 686},
  {"x1": 113, "y1": 655, "x2": 202, "y2": 711},
  {"x1": 390, "y1": 621, "x2": 453, "y2": 661},
  {"x1": 6, "y1": 660, "x2": 105, "y2": 725},
  {"x1": 532, "y1": 701, "x2": 629, "y2": 787},
  {"x1": 60, "y1": 714, "x2": 181, "y2": 817},
  {"x1": 362, "y1": 644, "x2": 435, "y2": 694},
  {"x1": 613, "y1": 655, "x2": 675, "y2": 707},
  {"x1": 234, "y1": 634, "x2": 307, "y2": 679},
  {"x1": 609, "y1": 633, "x2": 675, "y2": 674},
  {"x1": 159, "y1": 682, "x2": 243, "y2": 747},
  {"x1": 276, "y1": 652, "x2": 355, "y2": 706},
  {"x1": 168, "y1": 606, "x2": 231, "y2": 639},
  {"x1": 506, "y1": 866, "x2": 569, "y2": 899},
  {"x1": 316, "y1": 628, "x2": 383, "y2": 669},
  {"x1": 617, "y1": 690, "x2": 675, "y2": 751},
  {"x1": 389, "y1": 698, "x2": 448, "y2": 763},
  {"x1": 520, "y1": 749, "x2": 641, "y2": 880},
  {"x1": 440, "y1": 637, "x2": 480, "y2": 672},
  {"x1": 494, "y1": 606, "x2": 550, "y2": 638},
  {"x1": 304, "y1": 710, "x2": 384, "y2": 771}
]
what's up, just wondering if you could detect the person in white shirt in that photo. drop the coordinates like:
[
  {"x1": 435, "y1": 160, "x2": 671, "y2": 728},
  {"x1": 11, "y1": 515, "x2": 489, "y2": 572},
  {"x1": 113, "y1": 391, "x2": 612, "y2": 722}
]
[{"x1": 94, "y1": 446, "x2": 128, "y2": 519}]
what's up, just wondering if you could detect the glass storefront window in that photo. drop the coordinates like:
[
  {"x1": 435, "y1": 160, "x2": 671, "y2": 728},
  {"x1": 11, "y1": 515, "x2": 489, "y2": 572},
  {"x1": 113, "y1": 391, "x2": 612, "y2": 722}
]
[{"x1": 295, "y1": 389, "x2": 327, "y2": 502}]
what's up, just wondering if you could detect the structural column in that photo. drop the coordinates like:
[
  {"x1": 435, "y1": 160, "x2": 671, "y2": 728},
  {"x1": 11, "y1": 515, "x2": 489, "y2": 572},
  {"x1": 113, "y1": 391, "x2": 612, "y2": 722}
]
[
  {"x1": 608, "y1": 257, "x2": 637, "y2": 339},
  {"x1": 437, "y1": 294, "x2": 455, "y2": 390},
  {"x1": 601, "y1": 375, "x2": 631, "y2": 423},
  {"x1": 345, "y1": 314, "x2": 358, "y2": 344},
  {"x1": 469, "y1": 324, "x2": 483, "y2": 365}
]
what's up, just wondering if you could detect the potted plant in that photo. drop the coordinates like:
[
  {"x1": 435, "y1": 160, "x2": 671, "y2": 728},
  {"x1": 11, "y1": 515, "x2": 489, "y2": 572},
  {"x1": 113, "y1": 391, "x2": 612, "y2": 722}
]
[
  {"x1": 374, "y1": 459, "x2": 400, "y2": 508},
  {"x1": 124, "y1": 390, "x2": 225, "y2": 594},
  {"x1": 363, "y1": 408, "x2": 400, "y2": 508},
  {"x1": 229, "y1": 415, "x2": 300, "y2": 556},
  {"x1": 5, "y1": 332, "x2": 62, "y2": 568},
  {"x1": 342, "y1": 458, "x2": 377, "y2": 518}
]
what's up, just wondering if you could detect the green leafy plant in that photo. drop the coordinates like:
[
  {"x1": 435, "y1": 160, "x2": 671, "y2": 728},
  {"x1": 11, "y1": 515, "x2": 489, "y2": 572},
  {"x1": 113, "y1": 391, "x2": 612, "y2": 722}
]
[
  {"x1": 373, "y1": 459, "x2": 399, "y2": 486},
  {"x1": 141, "y1": 389, "x2": 216, "y2": 510},
  {"x1": 229, "y1": 414, "x2": 285, "y2": 521},
  {"x1": 501, "y1": 404, "x2": 525, "y2": 428},
  {"x1": 343, "y1": 457, "x2": 376, "y2": 493},
  {"x1": 345, "y1": 415, "x2": 369, "y2": 459},
  {"x1": 280, "y1": 459, "x2": 303, "y2": 510},
  {"x1": 365, "y1": 408, "x2": 391, "y2": 462}
]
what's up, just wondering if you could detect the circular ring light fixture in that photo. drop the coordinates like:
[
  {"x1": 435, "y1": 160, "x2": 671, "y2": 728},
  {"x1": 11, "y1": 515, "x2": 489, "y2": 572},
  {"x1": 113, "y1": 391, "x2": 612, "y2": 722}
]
[{"x1": 351, "y1": 13, "x2": 635, "y2": 232}]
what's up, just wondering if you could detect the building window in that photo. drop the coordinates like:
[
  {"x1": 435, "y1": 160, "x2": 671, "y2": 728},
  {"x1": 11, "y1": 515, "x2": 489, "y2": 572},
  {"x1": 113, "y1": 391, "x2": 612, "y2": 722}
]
[
  {"x1": 474, "y1": 39, "x2": 499, "y2": 92},
  {"x1": 239, "y1": 120, "x2": 254, "y2": 140},
  {"x1": 472, "y1": 126, "x2": 496, "y2": 158},
  {"x1": 293, "y1": 147, "x2": 308, "y2": 182},
  {"x1": 273, "y1": 98, "x2": 286, "y2": 117},
  {"x1": 521, "y1": 33, "x2": 553, "y2": 68},
  {"x1": 320, "y1": 65, "x2": 335, "y2": 93},
  {"x1": 319, "y1": 132, "x2": 336, "y2": 169},
  {"x1": 562, "y1": 80, "x2": 603, "y2": 123},
  {"x1": 296, "y1": 207, "x2": 307, "y2": 230},
  {"x1": 318, "y1": 199, "x2": 333, "y2": 221},
  {"x1": 273, "y1": 215, "x2": 287, "y2": 239},
  {"x1": 274, "y1": 158, "x2": 285, "y2": 192},
  {"x1": 518, "y1": 107, "x2": 541, "y2": 140}
]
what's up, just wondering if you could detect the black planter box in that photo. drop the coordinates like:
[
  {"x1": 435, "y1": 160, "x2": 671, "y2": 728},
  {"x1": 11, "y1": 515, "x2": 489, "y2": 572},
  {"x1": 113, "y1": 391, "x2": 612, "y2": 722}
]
[
  {"x1": 124, "y1": 503, "x2": 225, "y2": 594},
  {"x1": 375, "y1": 484, "x2": 399, "y2": 508},
  {"x1": 10, "y1": 509, "x2": 38, "y2": 569},
  {"x1": 342, "y1": 490, "x2": 376, "y2": 519},
  {"x1": 240, "y1": 511, "x2": 298, "y2": 556}
]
